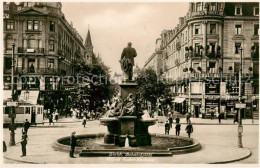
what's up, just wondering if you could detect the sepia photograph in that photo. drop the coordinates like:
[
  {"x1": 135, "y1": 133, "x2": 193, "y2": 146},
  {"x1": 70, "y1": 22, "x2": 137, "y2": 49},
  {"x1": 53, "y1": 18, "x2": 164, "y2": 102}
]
[{"x1": 1, "y1": 0, "x2": 259, "y2": 167}]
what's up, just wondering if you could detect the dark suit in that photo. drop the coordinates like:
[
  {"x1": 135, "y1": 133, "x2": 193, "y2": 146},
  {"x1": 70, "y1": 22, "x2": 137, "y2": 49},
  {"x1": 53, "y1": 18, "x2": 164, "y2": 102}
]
[
  {"x1": 70, "y1": 135, "x2": 76, "y2": 157},
  {"x1": 121, "y1": 46, "x2": 137, "y2": 80},
  {"x1": 24, "y1": 121, "x2": 30, "y2": 133},
  {"x1": 21, "y1": 133, "x2": 28, "y2": 156}
]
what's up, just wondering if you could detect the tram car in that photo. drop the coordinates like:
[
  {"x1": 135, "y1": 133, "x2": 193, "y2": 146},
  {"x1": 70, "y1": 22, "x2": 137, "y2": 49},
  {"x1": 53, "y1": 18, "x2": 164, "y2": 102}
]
[{"x1": 3, "y1": 104, "x2": 44, "y2": 125}]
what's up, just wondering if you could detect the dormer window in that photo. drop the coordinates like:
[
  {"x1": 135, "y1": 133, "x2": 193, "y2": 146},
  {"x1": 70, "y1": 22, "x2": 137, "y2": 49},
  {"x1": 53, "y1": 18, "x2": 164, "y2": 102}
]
[
  {"x1": 210, "y1": 3, "x2": 216, "y2": 11},
  {"x1": 254, "y1": 7, "x2": 259, "y2": 16},
  {"x1": 235, "y1": 5, "x2": 242, "y2": 15},
  {"x1": 196, "y1": 3, "x2": 202, "y2": 11}
]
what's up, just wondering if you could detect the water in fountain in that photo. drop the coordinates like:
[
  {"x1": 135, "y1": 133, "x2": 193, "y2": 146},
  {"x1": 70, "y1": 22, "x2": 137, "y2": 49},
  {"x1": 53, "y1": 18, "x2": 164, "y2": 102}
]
[
  {"x1": 142, "y1": 110, "x2": 150, "y2": 119},
  {"x1": 125, "y1": 136, "x2": 129, "y2": 147}
]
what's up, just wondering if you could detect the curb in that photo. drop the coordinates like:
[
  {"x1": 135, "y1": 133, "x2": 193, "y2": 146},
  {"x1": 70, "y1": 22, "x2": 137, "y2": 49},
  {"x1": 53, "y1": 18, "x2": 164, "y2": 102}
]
[
  {"x1": 209, "y1": 148, "x2": 252, "y2": 164},
  {"x1": 3, "y1": 155, "x2": 45, "y2": 164}
]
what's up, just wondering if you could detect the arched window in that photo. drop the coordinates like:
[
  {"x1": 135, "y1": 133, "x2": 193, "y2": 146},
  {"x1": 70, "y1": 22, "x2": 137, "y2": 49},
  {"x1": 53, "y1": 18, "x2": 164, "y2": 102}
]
[
  {"x1": 6, "y1": 35, "x2": 13, "y2": 50},
  {"x1": 28, "y1": 35, "x2": 36, "y2": 49},
  {"x1": 49, "y1": 37, "x2": 55, "y2": 51}
]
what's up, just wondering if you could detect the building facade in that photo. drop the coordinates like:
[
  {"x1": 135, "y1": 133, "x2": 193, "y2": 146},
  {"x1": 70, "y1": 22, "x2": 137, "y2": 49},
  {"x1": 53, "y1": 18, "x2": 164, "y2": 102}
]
[
  {"x1": 3, "y1": 2, "x2": 93, "y2": 113},
  {"x1": 144, "y1": 38, "x2": 163, "y2": 75},
  {"x1": 146, "y1": 2, "x2": 259, "y2": 118}
]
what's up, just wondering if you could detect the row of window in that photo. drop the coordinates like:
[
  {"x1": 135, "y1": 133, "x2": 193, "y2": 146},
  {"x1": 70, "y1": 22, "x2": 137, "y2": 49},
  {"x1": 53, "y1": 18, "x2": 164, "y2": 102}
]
[
  {"x1": 5, "y1": 36, "x2": 55, "y2": 52},
  {"x1": 4, "y1": 57, "x2": 55, "y2": 72},
  {"x1": 235, "y1": 5, "x2": 259, "y2": 16},
  {"x1": 5, "y1": 20, "x2": 55, "y2": 32},
  {"x1": 194, "y1": 3, "x2": 259, "y2": 16}
]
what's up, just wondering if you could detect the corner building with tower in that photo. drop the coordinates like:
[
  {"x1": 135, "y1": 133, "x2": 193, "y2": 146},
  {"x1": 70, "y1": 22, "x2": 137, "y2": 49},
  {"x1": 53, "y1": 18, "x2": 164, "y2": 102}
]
[{"x1": 144, "y1": 2, "x2": 259, "y2": 119}]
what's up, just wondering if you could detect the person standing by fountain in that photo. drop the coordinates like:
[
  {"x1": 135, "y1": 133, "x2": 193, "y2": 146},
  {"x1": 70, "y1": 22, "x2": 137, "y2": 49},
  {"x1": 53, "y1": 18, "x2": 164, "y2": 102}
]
[
  {"x1": 70, "y1": 131, "x2": 77, "y2": 158},
  {"x1": 175, "y1": 122, "x2": 181, "y2": 136},
  {"x1": 165, "y1": 121, "x2": 170, "y2": 135},
  {"x1": 185, "y1": 121, "x2": 193, "y2": 138},
  {"x1": 168, "y1": 114, "x2": 173, "y2": 128},
  {"x1": 175, "y1": 115, "x2": 180, "y2": 124}
]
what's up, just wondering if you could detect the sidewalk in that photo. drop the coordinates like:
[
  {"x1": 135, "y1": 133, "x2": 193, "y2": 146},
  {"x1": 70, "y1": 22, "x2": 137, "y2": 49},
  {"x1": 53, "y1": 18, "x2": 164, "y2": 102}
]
[
  {"x1": 3, "y1": 120, "x2": 257, "y2": 164},
  {"x1": 40, "y1": 116, "x2": 259, "y2": 125}
]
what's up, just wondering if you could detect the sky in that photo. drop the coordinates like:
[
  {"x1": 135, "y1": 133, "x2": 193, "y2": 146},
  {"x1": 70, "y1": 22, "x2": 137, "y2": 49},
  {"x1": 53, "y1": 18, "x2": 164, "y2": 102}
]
[{"x1": 61, "y1": 2, "x2": 189, "y2": 75}]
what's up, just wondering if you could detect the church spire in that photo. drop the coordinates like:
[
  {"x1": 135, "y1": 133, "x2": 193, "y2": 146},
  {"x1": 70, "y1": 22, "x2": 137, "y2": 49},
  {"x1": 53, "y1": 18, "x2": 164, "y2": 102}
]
[{"x1": 85, "y1": 28, "x2": 92, "y2": 47}]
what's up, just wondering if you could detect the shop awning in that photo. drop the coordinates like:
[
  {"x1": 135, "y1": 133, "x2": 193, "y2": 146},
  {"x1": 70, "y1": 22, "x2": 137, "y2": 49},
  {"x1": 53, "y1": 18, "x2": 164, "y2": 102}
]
[
  {"x1": 19, "y1": 90, "x2": 39, "y2": 105},
  {"x1": 173, "y1": 97, "x2": 186, "y2": 103}
]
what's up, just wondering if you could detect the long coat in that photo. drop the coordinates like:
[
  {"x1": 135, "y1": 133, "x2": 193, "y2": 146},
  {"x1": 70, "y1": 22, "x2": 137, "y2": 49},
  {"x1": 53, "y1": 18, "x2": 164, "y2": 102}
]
[
  {"x1": 70, "y1": 135, "x2": 76, "y2": 147},
  {"x1": 121, "y1": 46, "x2": 137, "y2": 65}
]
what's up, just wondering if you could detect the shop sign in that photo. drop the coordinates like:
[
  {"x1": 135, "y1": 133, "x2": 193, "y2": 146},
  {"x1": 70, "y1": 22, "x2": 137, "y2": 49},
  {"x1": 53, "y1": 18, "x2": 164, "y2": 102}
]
[
  {"x1": 7, "y1": 101, "x2": 18, "y2": 107},
  {"x1": 235, "y1": 103, "x2": 246, "y2": 109}
]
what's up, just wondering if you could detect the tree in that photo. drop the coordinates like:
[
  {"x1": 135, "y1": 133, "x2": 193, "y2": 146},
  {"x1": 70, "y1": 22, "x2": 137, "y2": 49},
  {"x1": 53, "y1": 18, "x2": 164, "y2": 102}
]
[
  {"x1": 136, "y1": 68, "x2": 172, "y2": 112},
  {"x1": 73, "y1": 54, "x2": 116, "y2": 112}
]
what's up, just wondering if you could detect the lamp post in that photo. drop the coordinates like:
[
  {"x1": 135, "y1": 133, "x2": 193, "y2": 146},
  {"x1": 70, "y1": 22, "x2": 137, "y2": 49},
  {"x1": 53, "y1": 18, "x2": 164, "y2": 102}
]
[
  {"x1": 238, "y1": 47, "x2": 243, "y2": 148},
  {"x1": 9, "y1": 43, "x2": 16, "y2": 146}
]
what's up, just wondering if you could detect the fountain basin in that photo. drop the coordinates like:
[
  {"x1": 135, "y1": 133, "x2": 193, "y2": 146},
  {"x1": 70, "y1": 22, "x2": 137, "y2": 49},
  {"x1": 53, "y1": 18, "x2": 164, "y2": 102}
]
[{"x1": 52, "y1": 133, "x2": 201, "y2": 157}]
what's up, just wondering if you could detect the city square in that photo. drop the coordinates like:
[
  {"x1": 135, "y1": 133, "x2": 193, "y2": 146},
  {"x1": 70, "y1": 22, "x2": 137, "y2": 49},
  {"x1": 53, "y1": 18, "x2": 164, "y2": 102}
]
[{"x1": 1, "y1": 1, "x2": 259, "y2": 167}]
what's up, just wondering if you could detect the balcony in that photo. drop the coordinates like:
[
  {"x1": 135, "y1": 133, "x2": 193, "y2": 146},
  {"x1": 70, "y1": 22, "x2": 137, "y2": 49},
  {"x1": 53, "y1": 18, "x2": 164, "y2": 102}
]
[
  {"x1": 17, "y1": 48, "x2": 45, "y2": 54},
  {"x1": 188, "y1": 10, "x2": 224, "y2": 18},
  {"x1": 58, "y1": 50, "x2": 64, "y2": 56}
]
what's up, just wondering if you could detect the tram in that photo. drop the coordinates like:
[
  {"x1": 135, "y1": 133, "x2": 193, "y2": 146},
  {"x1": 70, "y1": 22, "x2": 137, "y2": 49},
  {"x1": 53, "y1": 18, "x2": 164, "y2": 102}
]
[{"x1": 3, "y1": 104, "x2": 44, "y2": 124}]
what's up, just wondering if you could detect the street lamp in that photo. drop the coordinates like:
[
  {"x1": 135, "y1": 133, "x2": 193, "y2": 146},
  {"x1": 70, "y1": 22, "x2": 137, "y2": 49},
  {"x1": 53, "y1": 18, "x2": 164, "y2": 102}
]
[
  {"x1": 237, "y1": 47, "x2": 243, "y2": 148},
  {"x1": 9, "y1": 43, "x2": 16, "y2": 146}
]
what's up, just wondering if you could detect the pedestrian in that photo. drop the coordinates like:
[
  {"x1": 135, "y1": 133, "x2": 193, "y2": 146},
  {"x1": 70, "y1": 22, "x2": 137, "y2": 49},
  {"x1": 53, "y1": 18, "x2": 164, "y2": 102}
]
[
  {"x1": 175, "y1": 115, "x2": 180, "y2": 124},
  {"x1": 211, "y1": 111, "x2": 214, "y2": 120},
  {"x1": 169, "y1": 115, "x2": 173, "y2": 128},
  {"x1": 218, "y1": 113, "x2": 221, "y2": 124},
  {"x1": 91, "y1": 110, "x2": 95, "y2": 120},
  {"x1": 3, "y1": 141, "x2": 7, "y2": 152},
  {"x1": 175, "y1": 123, "x2": 181, "y2": 136},
  {"x1": 185, "y1": 121, "x2": 193, "y2": 138},
  {"x1": 234, "y1": 112, "x2": 238, "y2": 124},
  {"x1": 23, "y1": 119, "x2": 30, "y2": 134},
  {"x1": 20, "y1": 131, "x2": 28, "y2": 157},
  {"x1": 165, "y1": 121, "x2": 170, "y2": 135},
  {"x1": 55, "y1": 111, "x2": 58, "y2": 122},
  {"x1": 70, "y1": 131, "x2": 76, "y2": 158},
  {"x1": 49, "y1": 114, "x2": 54, "y2": 125},
  {"x1": 186, "y1": 113, "x2": 191, "y2": 124},
  {"x1": 82, "y1": 116, "x2": 87, "y2": 128}
]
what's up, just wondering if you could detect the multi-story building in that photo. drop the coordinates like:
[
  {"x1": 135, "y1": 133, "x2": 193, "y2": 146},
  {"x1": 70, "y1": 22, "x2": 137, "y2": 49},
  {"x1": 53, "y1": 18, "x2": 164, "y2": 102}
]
[
  {"x1": 146, "y1": 2, "x2": 259, "y2": 119},
  {"x1": 3, "y1": 2, "x2": 93, "y2": 113},
  {"x1": 144, "y1": 38, "x2": 163, "y2": 75}
]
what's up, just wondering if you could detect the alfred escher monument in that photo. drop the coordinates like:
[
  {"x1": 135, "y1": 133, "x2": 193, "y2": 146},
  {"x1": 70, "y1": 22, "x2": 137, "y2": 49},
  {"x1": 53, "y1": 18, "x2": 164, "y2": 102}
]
[{"x1": 100, "y1": 42, "x2": 158, "y2": 147}]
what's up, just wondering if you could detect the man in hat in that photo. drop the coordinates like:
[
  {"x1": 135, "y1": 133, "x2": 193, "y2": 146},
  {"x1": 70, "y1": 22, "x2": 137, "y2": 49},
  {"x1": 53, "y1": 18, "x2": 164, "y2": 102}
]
[
  {"x1": 120, "y1": 42, "x2": 137, "y2": 81},
  {"x1": 23, "y1": 119, "x2": 30, "y2": 134},
  {"x1": 20, "y1": 131, "x2": 28, "y2": 157},
  {"x1": 70, "y1": 131, "x2": 77, "y2": 158},
  {"x1": 165, "y1": 121, "x2": 170, "y2": 135}
]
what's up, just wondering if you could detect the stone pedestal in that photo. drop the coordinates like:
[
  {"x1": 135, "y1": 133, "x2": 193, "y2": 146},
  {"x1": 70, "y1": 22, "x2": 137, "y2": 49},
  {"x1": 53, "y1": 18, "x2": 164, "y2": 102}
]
[
  {"x1": 104, "y1": 134, "x2": 114, "y2": 144},
  {"x1": 119, "y1": 135, "x2": 127, "y2": 147},
  {"x1": 119, "y1": 82, "x2": 138, "y2": 100},
  {"x1": 119, "y1": 116, "x2": 136, "y2": 135}
]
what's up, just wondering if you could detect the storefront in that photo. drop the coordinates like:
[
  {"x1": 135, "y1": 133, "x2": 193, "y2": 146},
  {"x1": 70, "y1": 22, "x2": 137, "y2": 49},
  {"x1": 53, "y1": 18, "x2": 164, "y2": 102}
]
[
  {"x1": 205, "y1": 98, "x2": 219, "y2": 115},
  {"x1": 173, "y1": 97, "x2": 187, "y2": 114},
  {"x1": 191, "y1": 99, "x2": 202, "y2": 118}
]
